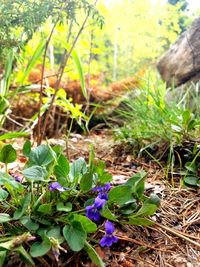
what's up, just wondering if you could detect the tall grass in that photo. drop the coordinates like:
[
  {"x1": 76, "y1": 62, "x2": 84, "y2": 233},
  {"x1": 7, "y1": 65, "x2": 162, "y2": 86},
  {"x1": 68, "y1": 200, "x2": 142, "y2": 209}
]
[{"x1": 113, "y1": 72, "x2": 200, "y2": 177}]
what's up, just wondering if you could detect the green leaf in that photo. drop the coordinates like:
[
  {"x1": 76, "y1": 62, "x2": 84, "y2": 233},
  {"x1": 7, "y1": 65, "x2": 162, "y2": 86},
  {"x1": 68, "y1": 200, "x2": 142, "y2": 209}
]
[
  {"x1": 182, "y1": 110, "x2": 191, "y2": 125},
  {"x1": 108, "y1": 185, "x2": 133, "y2": 206},
  {"x1": 14, "y1": 245, "x2": 35, "y2": 267},
  {"x1": 89, "y1": 145, "x2": 95, "y2": 171},
  {"x1": 185, "y1": 162, "x2": 197, "y2": 173},
  {"x1": 128, "y1": 217, "x2": 154, "y2": 226},
  {"x1": 132, "y1": 203, "x2": 157, "y2": 217},
  {"x1": 23, "y1": 140, "x2": 31, "y2": 157},
  {"x1": 0, "y1": 97, "x2": 7, "y2": 114},
  {"x1": 30, "y1": 236, "x2": 51, "y2": 257},
  {"x1": 0, "y1": 188, "x2": 8, "y2": 201},
  {"x1": 0, "y1": 132, "x2": 29, "y2": 141},
  {"x1": 20, "y1": 217, "x2": 39, "y2": 231},
  {"x1": 95, "y1": 160, "x2": 112, "y2": 184},
  {"x1": 29, "y1": 144, "x2": 53, "y2": 166},
  {"x1": 0, "y1": 213, "x2": 12, "y2": 223},
  {"x1": 69, "y1": 157, "x2": 87, "y2": 183},
  {"x1": 84, "y1": 241, "x2": 105, "y2": 267},
  {"x1": 184, "y1": 176, "x2": 200, "y2": 187},
  {"x1": 37, "y1": 203, "x2": 52, "y2": 215},
  {"x1": 146, "y1": 193, "x2": 161, "y2": 206},
  {"x1": 13, "y1": 192, "x2": 31, "y2": 220},
  {"x1": 119, "y1": 200, "x2": 137, "y2": 215},
  {"x1": 22, "y1": 166, "x2": 48, "y2": 181},
  {"x1": 80, "y1": 172, "x2": 93, "y2": 193},
  {"x1": 47, "y1": 227, "x2": 64, "y2": 244},
  {"x1": 0, "y1": 250, "x2": 7, "y2": 267},
  {"x1": 0, "y1": 172, "x2": 24, "y2": 193},
  {"x1": 0, "y1": 240, "x2": 14, "y2": 250},
  {"x1": 20, "y1": 40, "x2": 45, "y2": 84},
  {"x1": 32, "y1": 217, "x2": 51, "y2": 226},
  {"x1": 0, "y1": 144, "x2": 17, "y2": 164},
  {"x1": 100, "y1": 206, "x2": 118, "y2": 222},
  {"x1": 52, "y1": 144, "x2": 64, "y2": 155},
  {"x1": 71, "y1": 49, "x2": 87, "y2": 99},
  {"x1": 56, "y1": 202, "x2": 72, "y2": 212},
  {"x1": 73, "y1": 214, "x2": 97, "y2": 233},
  {"x1": 54, "y1": 154, "x2": 70, "y2": 179},
  {"x1": 126, "y1": 171, "x2": 147, "y2": 199},
  {"x1": 63, "y1": 221, "x2": 87, "y2": 251}
]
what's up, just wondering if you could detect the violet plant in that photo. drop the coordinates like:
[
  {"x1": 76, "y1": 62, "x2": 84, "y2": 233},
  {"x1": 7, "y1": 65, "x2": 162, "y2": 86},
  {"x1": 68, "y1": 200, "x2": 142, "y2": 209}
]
[{"x1": 0, "y1": 142, "x2": 160, "y2": 267}]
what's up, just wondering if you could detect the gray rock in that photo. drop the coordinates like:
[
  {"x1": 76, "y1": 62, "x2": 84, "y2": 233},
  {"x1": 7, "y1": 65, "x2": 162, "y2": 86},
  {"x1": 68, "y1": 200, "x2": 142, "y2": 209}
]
[{"x1": 157, "y1": 17, "x2": 200, "y2": 87}]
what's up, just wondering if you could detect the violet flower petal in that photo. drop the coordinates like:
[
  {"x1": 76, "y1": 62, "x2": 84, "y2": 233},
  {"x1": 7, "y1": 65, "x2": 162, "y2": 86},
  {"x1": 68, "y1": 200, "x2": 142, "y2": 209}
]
[
  {"x1": 48, "y1": 182, "x2": 68, "y2": 192},
  {"x1": 111, "y1": 235, "x2": 118, "y2": 243},
  {"x1": 104, "y1": 183, "x2": 111, "y2": 191},
  {"x1": 94, "y1": 197, "x2": 106, "y2": 210},
  {"x1": 86, "y1": 205, "x2": 101, "y2": 221},
  {"x1": 100, "y1": 234, "x2": 118, "y2": 247},
  {"x1": 105, "y1": 221, "x2": 115, "y2": 234},
  {"x1": 15, "y1": 176, "x2": 23, "y2": 183},
  {"x1": 92, "y1": 186, "x2": 103, "y2": 192},
  {"x1": 100, "y1": 235, "x2": 113, "y2": 247},
  {"x1": 98, "y1": 192, "x2": 108, "y2": 201}
]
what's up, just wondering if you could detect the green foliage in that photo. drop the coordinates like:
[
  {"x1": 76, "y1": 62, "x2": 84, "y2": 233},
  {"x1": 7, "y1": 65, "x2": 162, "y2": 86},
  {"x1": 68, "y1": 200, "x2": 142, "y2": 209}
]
[
  {"x1": 0, "y1": 142, "x2": 159, "y2": 265},
  {"x1": 84, "y1": 241, "x2": 105, "y2": 267},
  {"x1": 114, "y1": 74, "x2": 200, "y2": 179},
  {"x1": 0, "y1": 144, "x2": 17, "y2": 164},
  {"x1": 30, "y1": 236, "x2": 51, "y2": 257},
  {"x1": 63, "y1": 221, "x2": 87, "y2": 251},
  {"x1": 0, "y1": 0, "x2": 103, "y2": 62}
]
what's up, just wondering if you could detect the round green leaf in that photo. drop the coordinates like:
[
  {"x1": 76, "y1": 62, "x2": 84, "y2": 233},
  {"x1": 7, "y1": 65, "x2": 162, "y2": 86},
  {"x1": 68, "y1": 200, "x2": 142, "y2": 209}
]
[
  {"x1": 0, "y1": 144, "x2": 17, "y2": 164},
  {"x1": 30, "y1": 236, "x2": 51, "y2": 257},
  {"x1": 184, "y1": 176, "x2": 199, "y2": 187},
  {"x1": 108, "y1": 185, "x2": 133, "y2": 206},
  {"x1": 29, "y1": 144, "x2": 53, "y2": 166},
  {"x1": 56, "y1": 202, "x2": 72, "y2": 212},
  {"x1": 63, "y1": 221, "x2": 86, "y2": 251},
  {"x1": 80, "y1": 172, "x2": 93, "y2": 193},
  {"x1": 73, "y1": 214, "x2": 97, "y2": 233},
  {"x1": 22, "y1": 166, "x2": 48, "y2": 181},
  {"x1": 0, "y1": 188, "x2": 8, "y2": 201}
]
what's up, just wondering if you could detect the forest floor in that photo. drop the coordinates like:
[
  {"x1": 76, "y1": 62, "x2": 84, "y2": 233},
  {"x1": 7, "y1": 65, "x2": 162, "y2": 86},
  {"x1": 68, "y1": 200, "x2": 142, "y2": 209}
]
[{"x1": 6, "y1": 130, "x2": 200, "y2": 267}]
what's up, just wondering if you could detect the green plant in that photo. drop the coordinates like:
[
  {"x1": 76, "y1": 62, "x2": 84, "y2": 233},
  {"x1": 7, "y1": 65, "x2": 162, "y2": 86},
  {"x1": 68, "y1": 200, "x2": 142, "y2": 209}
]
[
  {"x1": 113, "y1": 74, "x2": 200, "y2": 178},
  {"x1": 182, "y1": 147, "x2": 200, "y2": 188},
  {"x1": 0, "y1": 142, "x2": 159, "y2": 266}
]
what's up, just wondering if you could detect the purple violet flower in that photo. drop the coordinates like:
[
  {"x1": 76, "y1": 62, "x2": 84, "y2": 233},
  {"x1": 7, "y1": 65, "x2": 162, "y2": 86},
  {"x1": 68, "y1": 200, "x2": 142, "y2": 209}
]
[
  {"x1": 48, "y1": 182, "x2": 68, "y2": 192},
  {"x1": 86, "y1": 205, "x2": 101, "y2": 221},
  {"x1": 85, "y1": 196, "x2": 106, "y2": 221},
  {"x1": 105, "y1": 220, "x2": 115, "y2": 234},
  {"x1": 92, "y1": 186, "x2": 102, "y2": 192},
  {"x1": 104, "y1": 183, "x2": 111, "y2": 191},
  {"x1": 100, "y1": 221, "x2": 118, "y2": 247},
  {"x1": 94, "y1": 197, "x2": 106, "y2": 210},
  {"x1": 100, "y1": 234, "x2": 118, "y2": 247},
  {"x1": 15, "y1": 175, "x2": 23, "y2": 183},
  {"x1": 92, "y1": 183, "x2": 111, "y2": 201}
]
